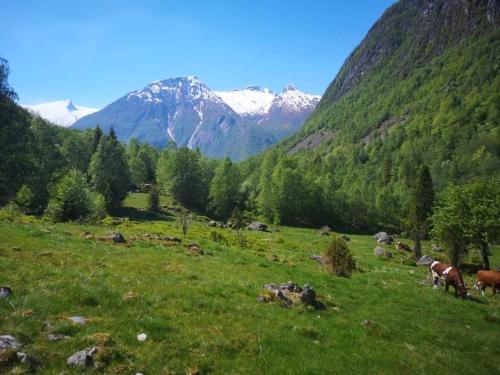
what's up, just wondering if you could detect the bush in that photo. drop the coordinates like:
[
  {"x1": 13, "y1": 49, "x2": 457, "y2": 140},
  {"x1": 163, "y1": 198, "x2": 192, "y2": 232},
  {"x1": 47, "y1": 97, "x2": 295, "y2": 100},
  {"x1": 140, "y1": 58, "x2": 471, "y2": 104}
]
[
  {"x1": 45, "y1": 169, "x2": 106, "y2": 222},
  {"x1": 12, "y1": 184, "x2": 36, "y2": 214},
  {"x1": 147, "y1": 187, "x2": 160, "y2": 212},
  {"x1": 324, "y1": 236, "x2": 356, "y2": 277}
]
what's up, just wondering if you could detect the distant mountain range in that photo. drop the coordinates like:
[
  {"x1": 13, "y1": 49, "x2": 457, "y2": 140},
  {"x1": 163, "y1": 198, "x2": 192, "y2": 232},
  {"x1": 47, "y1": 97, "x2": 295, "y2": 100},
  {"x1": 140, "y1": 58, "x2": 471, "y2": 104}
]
[
  {"x1": 22, "y1": 99, "x2": 99, "y2": 127},
  {"x1": 69, "y1": 77, "x2": 320, "y2": 160}
]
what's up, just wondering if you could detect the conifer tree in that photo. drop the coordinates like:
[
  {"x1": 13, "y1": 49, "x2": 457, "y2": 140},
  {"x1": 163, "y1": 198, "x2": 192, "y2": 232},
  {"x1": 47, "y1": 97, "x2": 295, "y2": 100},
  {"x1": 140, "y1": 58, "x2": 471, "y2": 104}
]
[
  {"x1": 88, "y1": 133, "x2": 131, "y2": 210},
  {"x1": 410, "y1": 164, "x2": 434, "y2": 258}
]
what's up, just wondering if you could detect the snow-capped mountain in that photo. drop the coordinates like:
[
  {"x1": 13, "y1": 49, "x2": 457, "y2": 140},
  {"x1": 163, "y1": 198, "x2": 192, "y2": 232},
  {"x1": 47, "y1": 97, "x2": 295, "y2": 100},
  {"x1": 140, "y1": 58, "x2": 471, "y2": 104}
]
[
  {"x1": 22, "y1": 99, "x2": 99, "y2": 127},
  {"x1": 72, "y1": 77, "x2": 320, "y2": 160}
]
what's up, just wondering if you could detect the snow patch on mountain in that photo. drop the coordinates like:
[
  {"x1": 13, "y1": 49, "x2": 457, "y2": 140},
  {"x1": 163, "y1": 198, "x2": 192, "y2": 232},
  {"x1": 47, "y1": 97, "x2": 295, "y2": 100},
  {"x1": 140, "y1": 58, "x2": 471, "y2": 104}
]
[
  {"x1": 272, "y1": 85, "x2": 321, "y2": 112},
  {"x1": 214, "y1": 86, "x2": 275, "y2": 117},
  {"x1": 22, "y1": 99, "x2": 99, "y2": 127}
]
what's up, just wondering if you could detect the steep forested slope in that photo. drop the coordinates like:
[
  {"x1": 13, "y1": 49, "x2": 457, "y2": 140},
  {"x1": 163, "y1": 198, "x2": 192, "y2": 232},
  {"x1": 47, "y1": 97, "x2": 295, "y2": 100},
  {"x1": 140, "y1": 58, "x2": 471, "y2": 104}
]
[{"x1": 242, "y1": 0, "x2": 500, "y2": 230}]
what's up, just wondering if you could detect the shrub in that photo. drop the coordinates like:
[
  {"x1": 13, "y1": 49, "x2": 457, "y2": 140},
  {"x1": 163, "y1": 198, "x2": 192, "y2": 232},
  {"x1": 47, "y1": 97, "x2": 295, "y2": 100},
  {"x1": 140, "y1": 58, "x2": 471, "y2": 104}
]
[
  {"x1": 45, "y1": 169, "x2": 106, "y2": 222},
  {"x1": 324, "y1": 236, "x2": 356, "y2": 277},
  {"x1": 13, "y1": 184, "x2": 36, "y2": 214}
]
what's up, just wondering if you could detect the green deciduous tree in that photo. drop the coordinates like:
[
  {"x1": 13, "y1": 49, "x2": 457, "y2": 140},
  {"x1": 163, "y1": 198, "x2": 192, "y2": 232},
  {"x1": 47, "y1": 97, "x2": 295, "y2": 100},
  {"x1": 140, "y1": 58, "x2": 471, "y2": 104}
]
[
  {"x1": 45, "y1": 169, "x2": 106, "y2": 222},
  {"x1": 208, "y1": 157, "x2": 241, "y2": 219}
]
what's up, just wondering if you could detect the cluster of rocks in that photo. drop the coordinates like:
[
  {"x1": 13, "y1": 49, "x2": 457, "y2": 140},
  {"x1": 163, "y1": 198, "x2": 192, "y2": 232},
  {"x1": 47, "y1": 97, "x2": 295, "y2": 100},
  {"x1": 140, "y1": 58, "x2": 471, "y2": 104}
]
[
  {"x1": 374, "y1": 232, "x2": 394, "y2": 245},
  {"x1": 81, "y1": 231, "x2": 126, "y2": 243},
  {"x1": 257, "y1": 281, "x2": 325, "y2": 309},
  {"x1": 186, "y1": 243, "x2": 204, "y2": 256},
  {"x1": 207, "y1": 220, "x2": 229, "y2": 228}
]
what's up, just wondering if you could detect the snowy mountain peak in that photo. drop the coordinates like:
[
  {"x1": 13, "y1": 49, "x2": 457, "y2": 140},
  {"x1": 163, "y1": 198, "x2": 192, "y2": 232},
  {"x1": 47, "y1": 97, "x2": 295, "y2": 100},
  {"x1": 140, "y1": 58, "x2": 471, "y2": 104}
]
[
  {"x1": 282, "y1": 84, "x2": 297, "y2": 92},
  {"x1": 22, "y1": 99, "x2": 99, "y2": 127}
]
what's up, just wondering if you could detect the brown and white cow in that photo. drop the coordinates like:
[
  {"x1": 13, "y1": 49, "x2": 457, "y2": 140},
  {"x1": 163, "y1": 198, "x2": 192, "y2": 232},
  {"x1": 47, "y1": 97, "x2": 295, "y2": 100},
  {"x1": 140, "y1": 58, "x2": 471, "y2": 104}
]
[
  {"x1": 476, "y1": 270, "x2": 500, "y2": 297},
  {"x1": 430, "y1": 261, "x2": 467, "y2": 298},
  {"x1": 396, "y1": 241, "x2": 411, "y2": 252}
]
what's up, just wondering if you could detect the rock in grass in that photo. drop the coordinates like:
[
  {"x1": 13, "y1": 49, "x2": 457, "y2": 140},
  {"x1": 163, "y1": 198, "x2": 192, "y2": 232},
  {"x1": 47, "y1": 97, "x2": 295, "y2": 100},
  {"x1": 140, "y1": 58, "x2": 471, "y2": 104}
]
[
  {"x1": 207, "y1": 220, "x2": 217, "y2": 227},
  {"x1": 0, "y1": 287, "x2": 12, "y2": 298},
  {"x1": 247, "y1": 222, "x2": 268, "y2": 231},
  {"x1": 416, "y1": 255, "x2": 434, "y2": 266},
  {"x1": 300, "y1": 284, "x2": 316, "y2": 305},
  {"x1": 309, "y1": 255, "x2": 324, "y2": 264},
  {"x1": 68, "y1": 316, "x2": 85, "y2": 325},
  {"x1": 105, "y1": 232, "x2": 126, "y2": 243},
  {"x1": 340, "y1": 234, "x2": 350, "y2": 241},
  {"x1": 432, "y1": 244, "x2": 441, "y2": 252},
  {"x1": 0, "y1": 336, "x2": 20, "y2": 349},
  {"x1": 46, "y1": 334, "x2": 69, "y2": 342},
  {"x1": 137, "y1": 333, "x2": 147, "y2": 342},
  {"x1": 67, "y1": 347, "x2": 97, "y2": 367},
  {"x1": 374, "y1": 246, "x2": 393, "y2": 258},
  {"x1": 17, "y1": 352, "x2": 41, "y2": 369}
]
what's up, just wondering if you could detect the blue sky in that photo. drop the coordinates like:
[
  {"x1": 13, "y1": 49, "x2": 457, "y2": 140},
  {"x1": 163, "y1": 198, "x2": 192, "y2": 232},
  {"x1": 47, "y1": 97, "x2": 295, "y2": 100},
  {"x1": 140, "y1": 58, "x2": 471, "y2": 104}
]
[{"x1": 2, "y1": 0, "x2": 396, "y2": 108}]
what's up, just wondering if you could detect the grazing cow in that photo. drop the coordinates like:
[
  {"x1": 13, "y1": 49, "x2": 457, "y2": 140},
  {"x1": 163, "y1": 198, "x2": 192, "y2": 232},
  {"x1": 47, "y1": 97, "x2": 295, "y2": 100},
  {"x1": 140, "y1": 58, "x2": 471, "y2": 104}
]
[
  {"x1": 430, "y1": 261, "x2": 467, "y2": 298},
  {"x1": 476, "y1": 270, "x2": 500, "y2": 297},
  {"x1": 396, "y1": 241, "x2": 411, "y2": 252}
]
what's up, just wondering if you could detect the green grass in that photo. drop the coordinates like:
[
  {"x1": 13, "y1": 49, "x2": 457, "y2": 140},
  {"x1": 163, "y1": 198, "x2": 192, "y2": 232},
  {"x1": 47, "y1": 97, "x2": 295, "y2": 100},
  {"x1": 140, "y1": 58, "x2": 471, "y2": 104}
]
[{"x1": 0, "y1": 194, "x2": 499, "y2": 374}]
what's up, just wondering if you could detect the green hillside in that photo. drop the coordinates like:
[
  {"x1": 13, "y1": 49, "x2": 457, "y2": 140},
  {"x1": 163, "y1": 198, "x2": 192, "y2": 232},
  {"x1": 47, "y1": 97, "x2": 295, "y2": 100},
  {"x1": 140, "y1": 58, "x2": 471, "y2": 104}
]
[
  {"x1": 0, "y1": 194, "x2": 499, "y2": 374},
  {"x1": 240, "y1": 0, "x2": 500, "y2": 230}
]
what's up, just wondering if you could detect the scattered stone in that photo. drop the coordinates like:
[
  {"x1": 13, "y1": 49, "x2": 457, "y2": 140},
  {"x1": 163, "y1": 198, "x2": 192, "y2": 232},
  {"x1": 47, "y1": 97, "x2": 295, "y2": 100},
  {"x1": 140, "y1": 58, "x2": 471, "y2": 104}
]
[
  {"x1": 186, "y1": 243, "x2": 204, "y2": 256},
  {"x1": 207, "y1": 220, "x2": 217, "y2": 227},
  {"x1": 137, "y1": 333, "x2": 147, "y2": 342},
  {"x1": 46, "y1": 334, "x2": 69, "y2": 342},
  {"x1": 340, "y1": 234, "x2": 350, "y2": 241},
  {"x1": 309, "y1": 255, "x2": 324, "y2": 264},
  {"x1": 0, "y1": 287, "x2": 12, "y2": 298},
  {"x1": 80, "y1": 231, "x2": 94, "y2": 239},
  {"x1": 373, "y1": 232, "x2": 388, "y2": 240},
  {"x1": 432, "y1": 244, "x2": 441, "y2": 252},
  {"x1": 374, "y1": 246, "x2": 393, "y2": 258},
  {"x1": 17, "y1": 352, "x2": 40, "y2": 369},
  {"x1": 67, "y1": 347, "x2": 97, "y2": 367},
  {"x1": 105, "y1": 232, "x2": 126, "y2": 243},
  {"x1": 416, "y1": 255, "x2": 434, "y2": 266},
  {"x1": 377, "y1": 235, "x2": 394, "y2": 245},
  {"x1": 300, "y1": 284, "x2": 316, "y2": 305},
  {"x1": 247, "y1": 222, "x2": 268, "y2": 231},
  {"x1": 68, "y1": 316, "x2": 85, "y2": 325},
  {"x1": 258, "y1": 282, "x2": 324, "y2": 309},
  {"x1": 0, "y1": 336, "x2": 20, "y2": 349},
  {"x1": 11, "y1": 246, "x2": 22, "y2": 251}
]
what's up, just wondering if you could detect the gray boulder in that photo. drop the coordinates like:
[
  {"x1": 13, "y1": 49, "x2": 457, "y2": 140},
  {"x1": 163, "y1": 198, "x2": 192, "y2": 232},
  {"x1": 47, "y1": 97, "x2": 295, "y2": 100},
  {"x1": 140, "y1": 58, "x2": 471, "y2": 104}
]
[
  {"x1": 67, "y1": 347, "x2": 97, "y2": 367},
  {"x1": 0, "y1": 286, "x2": 12, "y2": 298},
  {"x1": 374, "y1": 232, "x2": 388, "y2": 240},
  {"x1": 247, "y1": 222, "x2": 268, "y2": 231},
  {"x1": 0, "y1": 335, "x2": 20, "y2": 349},
  {"x1": 321, "y1": 225, "x2": 332, "y2": 232},
  {"x1": 105, "y1": 232, "x2": 126, "y2": 243},
  {"x1": 207, "y1": 220, "x2": 217, "y2": 227},
  {"x1": 309, "y1": 255, "x2": 324, "y2": 264},
  {"x1": 374, "y1": 246, "x2": 393, "y2": 258},
  {"x1": 416, "y1": 255, "x2": 435, "y2": 267},
  {"x1": 431, "y1": 244, "x2": 441, "y2": 252},
  {"x1": 376, "y1": 233, "x2": 394, "y2": 245},
  {"x1": 68, "y1": 316, "x2": 85, "y2": 325},
  {"x1": 300, "y1": 284, "x2": 316, "y2": 305}
]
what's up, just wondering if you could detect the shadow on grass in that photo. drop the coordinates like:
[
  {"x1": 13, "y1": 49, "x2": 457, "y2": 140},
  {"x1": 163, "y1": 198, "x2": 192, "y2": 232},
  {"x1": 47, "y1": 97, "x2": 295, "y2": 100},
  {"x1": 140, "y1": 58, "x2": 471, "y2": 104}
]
[{"x1": 112, "y1": 207, "x2": 175, "y2": 222}]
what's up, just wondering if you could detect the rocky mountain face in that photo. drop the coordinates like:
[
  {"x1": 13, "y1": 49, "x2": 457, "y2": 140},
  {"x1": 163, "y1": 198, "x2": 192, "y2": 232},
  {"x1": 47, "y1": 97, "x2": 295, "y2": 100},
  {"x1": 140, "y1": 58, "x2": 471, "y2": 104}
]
[
  {"x1": 22, "y1": 99, "x2": 98, "y2": 127},
  {"x1": 72, "y1": 77, "x2": 320, "y2": 160}
]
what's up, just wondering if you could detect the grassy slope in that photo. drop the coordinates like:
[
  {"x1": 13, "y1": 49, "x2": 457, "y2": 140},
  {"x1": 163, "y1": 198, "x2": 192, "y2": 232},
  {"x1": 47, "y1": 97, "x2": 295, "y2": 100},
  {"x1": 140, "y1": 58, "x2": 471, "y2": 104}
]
[{"x1": 1, "y1": 194, "x2": 499, "y2": 374}]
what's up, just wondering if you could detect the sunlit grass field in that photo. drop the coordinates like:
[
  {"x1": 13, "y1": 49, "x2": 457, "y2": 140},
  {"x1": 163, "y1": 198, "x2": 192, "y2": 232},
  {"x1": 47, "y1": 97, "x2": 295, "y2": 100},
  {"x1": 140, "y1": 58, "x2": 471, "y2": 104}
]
[{"x1": 1, "y1": 193, "x2": 499, "y2": 374}]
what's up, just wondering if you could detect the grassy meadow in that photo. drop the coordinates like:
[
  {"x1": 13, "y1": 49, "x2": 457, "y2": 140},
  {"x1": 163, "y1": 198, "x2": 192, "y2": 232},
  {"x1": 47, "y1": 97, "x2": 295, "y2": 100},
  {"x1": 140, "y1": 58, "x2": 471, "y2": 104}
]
[{"x1": 1, "y1": 193, "x2": 499, "y2": 374}]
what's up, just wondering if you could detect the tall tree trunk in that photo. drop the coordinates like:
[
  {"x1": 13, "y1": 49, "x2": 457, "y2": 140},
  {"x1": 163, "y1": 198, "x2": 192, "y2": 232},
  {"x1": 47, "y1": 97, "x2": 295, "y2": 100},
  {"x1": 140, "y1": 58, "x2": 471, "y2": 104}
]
[{"x1": 479, "y1": 240, "x2": 490, "y2": 270}]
